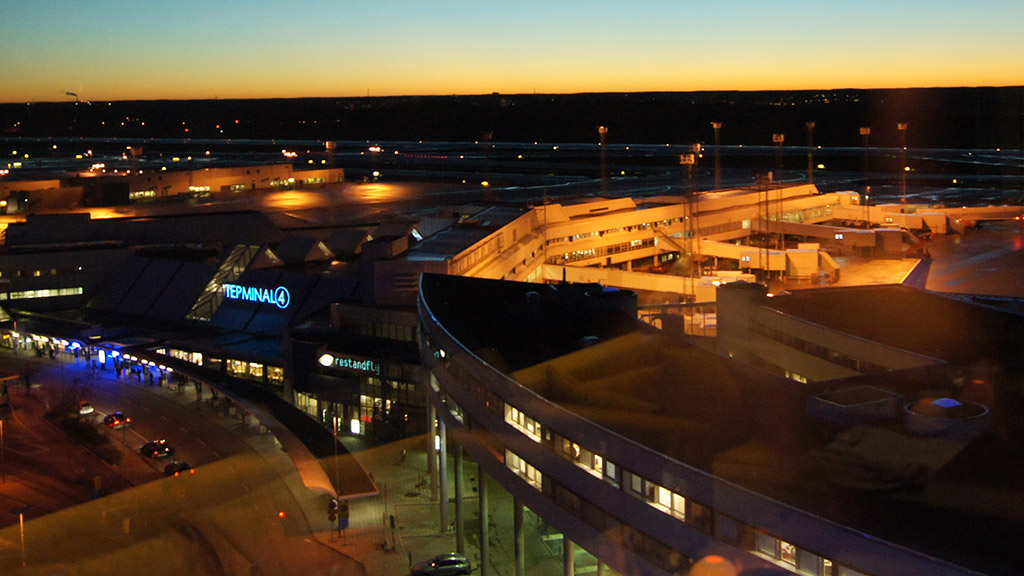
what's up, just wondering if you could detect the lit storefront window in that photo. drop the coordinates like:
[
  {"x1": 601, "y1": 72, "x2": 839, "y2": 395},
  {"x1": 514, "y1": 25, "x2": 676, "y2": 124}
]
[{"x1": 295, "y1": 392, "x2": 317, "y2": 418}]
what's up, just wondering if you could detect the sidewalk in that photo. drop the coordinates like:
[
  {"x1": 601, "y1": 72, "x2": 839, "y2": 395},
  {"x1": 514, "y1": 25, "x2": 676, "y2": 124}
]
[
  {"x1": 319, "y1": 435, "x2": 575, "y2": 576},
  {"x1": 0, "y1": 346, "x2": 572, "y2": 576}
]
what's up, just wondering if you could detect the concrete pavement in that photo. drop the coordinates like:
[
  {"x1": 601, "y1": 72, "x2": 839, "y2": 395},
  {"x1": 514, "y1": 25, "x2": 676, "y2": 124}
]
[{"x1": 0, "y1": 345, "x2": 575, "y2": 576}]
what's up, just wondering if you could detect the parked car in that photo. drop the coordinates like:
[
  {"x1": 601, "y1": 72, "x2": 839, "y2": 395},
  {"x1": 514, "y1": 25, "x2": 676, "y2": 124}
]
[
  {"x1": 164, "y1": 461, "x2": 193, "y2": 476},
  {"x1": 103, "y1": 412, "x2": 131, "y2": 429},
  {"x1": 140, "y1": 439, "x2": 174, "y2": 459},
  {"x1": 410, "y1": 553, "x2": 472, "y2": 576}
]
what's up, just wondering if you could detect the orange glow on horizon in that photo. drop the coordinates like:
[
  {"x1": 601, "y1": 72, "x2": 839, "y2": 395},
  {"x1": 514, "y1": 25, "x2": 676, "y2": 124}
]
[{"x1": 2, "y1": 3, "x2": 1021, "y2": 103}]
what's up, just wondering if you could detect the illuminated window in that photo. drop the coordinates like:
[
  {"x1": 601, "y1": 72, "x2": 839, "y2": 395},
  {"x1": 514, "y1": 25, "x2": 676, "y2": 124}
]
[
  {"x1": 359, "y1": 394, "x2": 379, "y2": 423},
  {"x1": 248, "y1": 363, "x2": 264, "y2": 379},
  {"x1": 780, "y1": 541, "x2": 797, "y2": 565},
  {"x1": 0, "y1": 287, "x2": 84, "y2": 300},
  {"x1": 267, "y1": 366, "x2": 284, "y2": 384},
  {"x1": 228, "y1": 359, "x2": 247, "y2": 376},
  {"x1": 505, "y1": 450, "x2": 542, "y2": 490},
  {"x1": 505, "y1": 404, "x2": 542, "y2": 442}
]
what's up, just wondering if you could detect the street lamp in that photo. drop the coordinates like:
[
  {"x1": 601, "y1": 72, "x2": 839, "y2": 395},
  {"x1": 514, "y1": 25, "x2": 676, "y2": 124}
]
[
  {"x1": 898, "y1": 123, "x2": 909, "y2": 205},
  {"x1": 711, "y1": 122, "x2": 722, "y2": 190},
  {"x1": 598, "y1": 126, "x2": 609, "y2": 195},
  {"x1": 772, "y1": 133, "x2": 785, "y2": 171},
  {"x1": 806, "y1": 122, "x2": 816, "y2": 185}
]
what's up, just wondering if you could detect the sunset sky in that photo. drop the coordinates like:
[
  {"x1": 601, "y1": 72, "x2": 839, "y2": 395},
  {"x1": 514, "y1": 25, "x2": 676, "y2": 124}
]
[{"x1": 2, "y1": 1, "x2": 1022, "y2": 103}]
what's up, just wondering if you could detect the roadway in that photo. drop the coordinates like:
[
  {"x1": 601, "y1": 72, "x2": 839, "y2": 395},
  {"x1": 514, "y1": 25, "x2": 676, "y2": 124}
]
[
  {"x1": 0, "y1": 344, "x2": 575, "y2": 576},
  {"x1": 0, "y1": 348, "x2": 362, "y2": 576}
]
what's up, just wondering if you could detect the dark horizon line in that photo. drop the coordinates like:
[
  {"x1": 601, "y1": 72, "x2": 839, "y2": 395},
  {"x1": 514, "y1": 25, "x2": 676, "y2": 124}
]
[{"x1": 4, "y1": 84, "x2": 1024, "y2": 106}]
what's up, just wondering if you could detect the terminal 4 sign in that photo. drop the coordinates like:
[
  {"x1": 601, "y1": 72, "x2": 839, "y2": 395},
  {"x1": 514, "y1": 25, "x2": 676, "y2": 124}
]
[{"x1": 223, "y1": 283, "x2": 291, "y2": 309}]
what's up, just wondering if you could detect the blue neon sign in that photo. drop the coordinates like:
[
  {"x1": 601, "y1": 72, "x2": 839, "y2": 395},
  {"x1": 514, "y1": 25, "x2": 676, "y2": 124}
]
[{"x1": 223, "y1": 284, "x2": 291, "y2": 309}]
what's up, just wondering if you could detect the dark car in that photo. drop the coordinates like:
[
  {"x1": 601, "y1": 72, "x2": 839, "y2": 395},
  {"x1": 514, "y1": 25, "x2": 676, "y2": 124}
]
[
  {"x1": 103, "y1": 412, "x2": 131, "y2": 429},
  {"x1": 163, "y1": 461, "x2": 194, "y2": 476},
  {"x1": 410, "y1": 553, "x2": 472, "y2": 576},
  {"x1": 140, "y1": 439, "x2": 174, "y2": 459}
]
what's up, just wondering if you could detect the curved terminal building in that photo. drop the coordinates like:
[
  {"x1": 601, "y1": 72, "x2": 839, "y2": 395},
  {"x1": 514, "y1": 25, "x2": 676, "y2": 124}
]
[{"x1": 418, "y1": 273, "x2": 1021, "y2": 576}]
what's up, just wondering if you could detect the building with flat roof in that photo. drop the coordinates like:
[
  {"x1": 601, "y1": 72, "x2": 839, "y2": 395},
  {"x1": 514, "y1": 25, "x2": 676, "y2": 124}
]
[
  {"x1": 417, "y1": 273, "x2": 1022, "y2": 576},
  {"x1": 1, "y1": 177, "x2": 1021, "y2": 574}
]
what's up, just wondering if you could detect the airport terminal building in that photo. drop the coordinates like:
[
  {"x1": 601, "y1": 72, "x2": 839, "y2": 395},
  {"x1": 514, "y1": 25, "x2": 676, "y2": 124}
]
[
  {"x1": 418, "y1": 273, "x2": 1021, "y2": 576},
  {"x1": 0, "y1": 178, "x2": 1020, "y2": 575}
]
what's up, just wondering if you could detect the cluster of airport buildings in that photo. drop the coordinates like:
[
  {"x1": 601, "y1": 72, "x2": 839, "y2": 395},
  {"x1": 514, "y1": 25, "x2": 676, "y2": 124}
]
[{"x1": 0, "y1": 162, "x2": 1021, "y2": 575}]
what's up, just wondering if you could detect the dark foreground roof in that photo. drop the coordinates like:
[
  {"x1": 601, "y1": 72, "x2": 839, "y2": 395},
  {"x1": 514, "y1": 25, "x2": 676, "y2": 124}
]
[{"x1": 423, "y1": 275, "x2": 1024, "y2": 576}]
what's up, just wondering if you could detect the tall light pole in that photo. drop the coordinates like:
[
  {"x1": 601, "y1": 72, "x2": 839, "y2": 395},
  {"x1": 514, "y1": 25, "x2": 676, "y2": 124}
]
[
  {"x1": 860, "y1": 126, "x2": 871, "y2": 185},
  {"x1": 773, "y1": 133, "x2": 785, "y2": 172},
  {"x1": 711, "y1": 122, "x2": 722, "y2": 190},
  {"x1": 598, "y1": 126, "x2": 609, "y2": 195},
  {"x1": 806, "y1": 122, "x2": 816, "y2": 185},
  {"x1": 860, "y1": 127, "x2": 871, "y2": 225},
  {"x1": 898, "y1": 123, "x2": 909, "y2": 205}
]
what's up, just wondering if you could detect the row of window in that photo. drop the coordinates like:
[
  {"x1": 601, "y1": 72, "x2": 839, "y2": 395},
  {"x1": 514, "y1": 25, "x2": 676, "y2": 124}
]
[
  {"x1": 160, "y1": 348, "x2": 284, "y2": 386},
  {"x1": 168, "y1": 349, "x2": 393, "y2": 437},
  {"x1": 434, "y1": 339, "x2": 875, "y2": 576},
  {"x1": 451, "y1": 234, "x2": 503, "y2": 275},
  {"x1": 355, "y1": 320, "x2": 416, "y2": 343},
  {"x1": 545, "y1": 219, "x2": 688, "y2": 249},
  {"x1": 752, "y1": 320, "x2": 888, "y2": 375},
  {"x1": 0, "y1": 287, "x2": 84, "y2": 300},
  {"x1": 505, "y1": 441, "x2": 866, "y2": 576},
  {"x1": 0, "y1": 266, "x2": 88, "y2": 278},
  {"x1": 547, "y1": 237, "x2": 656, "y2": 265},
  {"x1": 767, "y1": 205, "x2": 835, "y2": 224}
]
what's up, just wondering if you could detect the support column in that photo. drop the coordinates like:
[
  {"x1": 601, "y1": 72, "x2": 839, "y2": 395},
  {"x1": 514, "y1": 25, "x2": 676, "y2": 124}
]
[
  {"x1": 479, "y1": 472, "x2": 490, "y2": 576},
  {"x1": 455, "y1": 445, "x2": 465, "y2": 553},
  {"x1": 427, "y1": 402, "x2": 438, "y2": 503},
  {"x1": 514, "y1": 498, "x2": 525, "y2": 576},
  {"x1": 563, "y1": 537, "x2": 574, "y2": 576},
  {"x1": 439, "y1": 419, "x2": 449, "y2": 533}
]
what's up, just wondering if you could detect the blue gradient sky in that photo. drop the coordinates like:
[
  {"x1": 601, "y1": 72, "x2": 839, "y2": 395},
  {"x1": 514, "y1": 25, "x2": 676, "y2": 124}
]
[{"x1": 2, "y1": 1, "x2": 1022, "y2": 102}]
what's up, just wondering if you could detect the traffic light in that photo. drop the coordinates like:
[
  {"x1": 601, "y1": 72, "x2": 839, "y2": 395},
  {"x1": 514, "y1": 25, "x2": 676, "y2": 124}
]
[{"x1": 328, "y1": 498, "x2": 338, "y2": 522}]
